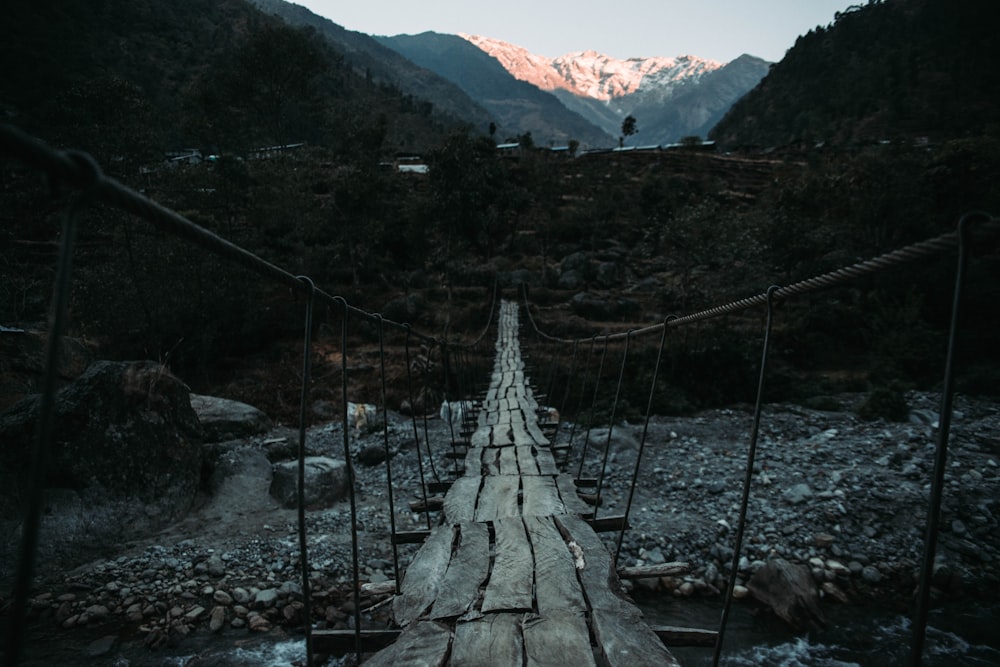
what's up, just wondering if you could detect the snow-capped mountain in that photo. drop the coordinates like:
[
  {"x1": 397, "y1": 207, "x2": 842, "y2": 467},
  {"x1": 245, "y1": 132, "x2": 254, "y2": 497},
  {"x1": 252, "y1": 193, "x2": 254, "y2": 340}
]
[
  {"x1": 459, "y1": 34, "x2": 770, "y2": 145},
  {"x1": 462, "y1": 34, "x2": 721, "y2": 102}
]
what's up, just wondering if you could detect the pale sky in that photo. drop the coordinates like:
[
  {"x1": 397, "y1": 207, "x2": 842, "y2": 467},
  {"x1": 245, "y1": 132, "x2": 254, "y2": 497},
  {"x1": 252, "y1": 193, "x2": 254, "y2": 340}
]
[{"x1": 294, "y1": 0, "x2": 861, "y2": 63}]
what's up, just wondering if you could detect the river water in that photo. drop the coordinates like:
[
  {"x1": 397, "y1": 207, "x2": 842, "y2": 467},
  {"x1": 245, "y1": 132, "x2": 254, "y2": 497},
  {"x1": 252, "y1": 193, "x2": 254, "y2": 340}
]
[
  {"x1": 19, "y1": 599, "x2": 1000, "y2": 665},
  {"x1": 641, "y1": 597, "x2": 1000, "y2": 667}
]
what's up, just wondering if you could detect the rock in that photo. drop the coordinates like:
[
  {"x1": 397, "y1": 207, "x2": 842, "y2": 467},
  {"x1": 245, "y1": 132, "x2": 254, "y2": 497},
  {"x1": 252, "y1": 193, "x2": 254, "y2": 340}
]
[
  {"x1": 0, "y1": 360, "x2": 203, "y2": 546},
  {"x1": 595, "y1": 261, "x2": 620, "y2": 288},
  {"x1": 189, "y1": 394, "x2": 272, "y2": 442},
  {"x1": 209, "y1": 606, "x2": 226, "y2": 632},
  {"x1": 254, "y1": 588, "x2": 279, "y2": 608},
  {"x1": 783, "y1": 483, "x2": 813, "y2": 505},
  {"x1": 0, "y1": 328, "x2": 92, "y2": 412},
  {"x1": 207, "y1": 554, "x2": 226, "y2": 578},
  {"x1": 861, "y1": 566, "x2": 882, "y2": 583},
  {"x1": 84, "y1": 635, "x2": 118, "y2": 657},
  {"x1": 357, "y1": 444, "x2": 387, "y2": 466},
  {"x1": 747, "y1": 558, "x2": 826, "y2": 631},
  {"x1": 184, "y1": 606, "x2": 206, "y2": 622},
  {"x1": 213, "y1": 589, "x2": 233, "y2": 605},
  {"x1": 269, "y1": 457, "x2": 348, "y2": 509},
  {"x1": 248, "y1": 612, "x2": 272, "y2": 632},
  {"x1": 821, "y1": 581, "x2": 850, "y2": 603},
  {"x1": 557, "y1": 269, "x2": 586, "y2": 290},
  {"x1": 732, "y1": 584, "x2": 749, "y2": 599}
]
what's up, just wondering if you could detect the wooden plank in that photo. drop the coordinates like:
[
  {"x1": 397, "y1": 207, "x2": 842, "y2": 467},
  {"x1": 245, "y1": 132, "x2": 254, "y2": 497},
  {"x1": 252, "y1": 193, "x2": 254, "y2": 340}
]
[
  {"x1": 363, "y1": 620, "x2": 452, "y2": 667},
  {"x1": 586, "y1": 515, "x2": 629, "y2": 533},
  {"x1": 524, "y1": 516, "x2": 586, "y2": 614},
  {"x1": 498, "y1": 446, "x2": 519, "y2": 475},
  {"x1": 554, "y1": 515, "x2": 679, "y2": 667},
  {"x1": 393, "y1": 530, "x2": 431, "y2": 544},
  {"x1": 475, "y1": 475, "x2": 520, "y2": 521},
  {"x1": 555, "y1": 475, "x2": 592, "y2": 517},
  {"x1": 431, "y1": 522, "x2": 490, "y2": 619},
  {"x1": 464, "y1": 447, "x2": 485, "y2": 476},
  {"x1": 617, "y1": 562, "x2": 689, "y2": 580},
  {"x1": 443, "y1": 476, "x2": 481, "y2": 523},
  {"x1": 482, "y1": 517, "x2": 534, "y2": 613},
  {"x1": 452, "y1": 614, "x2": 524, "y2": 667},
  {"x1": 392, "y1": 525, "x2": 456, "y2": 627},
  {"x1": 534, "y1": 448, "x2": 558, "y2": 476},
  {"x1": 312, "y1": 628, "x2": 401, "y2": 655},
  {"x1": 516, "y1": 446, "x2": 540, "y2": 476},
  {"x1": 522, "y1": 611, "x2": 596, "y2": 667},
  {"x1": 521, "y1": 476, "x2": 564, "y2": 517},
  {"x1": 653, "y1": 625, "x2": 719, "y2": 647}
]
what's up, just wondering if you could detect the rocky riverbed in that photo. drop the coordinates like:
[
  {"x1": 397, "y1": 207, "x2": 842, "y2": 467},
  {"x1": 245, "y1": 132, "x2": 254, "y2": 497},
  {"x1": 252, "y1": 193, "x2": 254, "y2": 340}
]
[{"x1": 6, "y1": 390, "x2": 1000, "y2": 664}]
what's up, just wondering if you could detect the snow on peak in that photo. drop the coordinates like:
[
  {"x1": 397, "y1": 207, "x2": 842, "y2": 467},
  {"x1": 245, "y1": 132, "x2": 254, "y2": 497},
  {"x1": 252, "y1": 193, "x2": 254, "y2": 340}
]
[{"x1": 459, "y1": 33, "x2": 722, "y2": 101}]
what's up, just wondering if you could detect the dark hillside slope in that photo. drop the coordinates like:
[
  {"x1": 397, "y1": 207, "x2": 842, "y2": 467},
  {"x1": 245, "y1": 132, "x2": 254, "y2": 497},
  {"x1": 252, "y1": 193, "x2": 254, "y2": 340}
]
[
  {"x1": 248, "y1": 0, "x2": 493, "y2": 131},
  {"x1": 711, "y1": 0, "x2": 1000, "y2": 147},
  {"x1": 0, "y1": 0, "x2": 466, "y2": 162}
]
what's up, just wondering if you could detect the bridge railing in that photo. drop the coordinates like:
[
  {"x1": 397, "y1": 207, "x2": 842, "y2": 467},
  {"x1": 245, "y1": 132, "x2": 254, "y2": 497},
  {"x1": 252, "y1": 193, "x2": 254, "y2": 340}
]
[
  {"x1": 518, "y1": 213, "x2": 998, "y2": 667},
  {"x1": 0, "y1": 123, "x2": 499, "y2": 666},
  {"x1": 2, "y1": 121, "x2": 997, "y2": 666}
]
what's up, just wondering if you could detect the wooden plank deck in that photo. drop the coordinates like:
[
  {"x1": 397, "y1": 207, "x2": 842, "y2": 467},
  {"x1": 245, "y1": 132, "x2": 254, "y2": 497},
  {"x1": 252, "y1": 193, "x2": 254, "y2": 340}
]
[{"x1": 363, "y1": 301, "x2": 680, "y2": 666}]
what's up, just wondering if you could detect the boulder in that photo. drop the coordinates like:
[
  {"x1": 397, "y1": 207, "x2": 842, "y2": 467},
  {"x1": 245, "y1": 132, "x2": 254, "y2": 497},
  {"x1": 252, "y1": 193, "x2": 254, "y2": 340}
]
[
  {"x1": 747, "y1": 558, "x2": 826, "y2": 631},
  {"x1": 189, "y1": 394, "x2": 272, "y2": 442},
  {"x1": 0, "y1": 328, "x2": 92, "y2": 412},
  {"x1": 269, "y1": 457, "x2": 348, "y2": 509},
  {"x1": 0, "y1": 361, "x2": 204, "y2": 577}
]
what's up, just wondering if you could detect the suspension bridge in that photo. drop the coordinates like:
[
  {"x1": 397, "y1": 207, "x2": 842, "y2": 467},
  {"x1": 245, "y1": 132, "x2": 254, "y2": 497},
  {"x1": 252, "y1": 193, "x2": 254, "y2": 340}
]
[{"x1": 1, "y1": 123, "x2": 997, "y2": 666}]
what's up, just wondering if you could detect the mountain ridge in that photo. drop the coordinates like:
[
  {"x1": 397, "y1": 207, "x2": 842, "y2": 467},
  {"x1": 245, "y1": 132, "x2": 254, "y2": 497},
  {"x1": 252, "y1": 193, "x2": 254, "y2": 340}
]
[{"x1": 455, "y1": 34, "x2": 769, "y2": 144}]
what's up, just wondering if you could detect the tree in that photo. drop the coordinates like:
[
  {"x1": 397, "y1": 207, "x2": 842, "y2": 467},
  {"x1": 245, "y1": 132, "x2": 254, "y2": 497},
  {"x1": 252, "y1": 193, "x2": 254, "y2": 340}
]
[{"x1": 620, "y1": 114, "x2": 638, "y2": 147}]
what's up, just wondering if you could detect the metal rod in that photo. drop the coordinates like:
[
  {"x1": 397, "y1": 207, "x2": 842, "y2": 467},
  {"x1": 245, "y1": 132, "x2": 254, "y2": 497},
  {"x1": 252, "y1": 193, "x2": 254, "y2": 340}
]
[
  {"x1": 594, "y1": 331, "x2": 632, "y2": 521},
  {"x1": 334, "y1": 296, "x2": 363, "y2": 661},
  {"x1": 294, "y1": 276, "x2": 316, "y2": 667},
  {"x1": 3, "y1": 152, "x2": 94, "y2": 667},
  {"x1": 713, "y1": 285, "x2": 780, "y2": 667},
  {"x1": 376, "y1": 315, "x2": 403, "y2": 594},
  {"x1": 576, "y1": 336, "x2": 609, "y2": 480},
  {"x1": 617, "y1": 317, "x2": 672, "y2": 565},
  {"x1": 404, "y1": 326, "x2": 433, "y2": 531},
  {"x1": 908, "y1": 213, "x2": 982, "y2": 666},
  {"x1": 566, "y1": 336, "x2": 598, "y2": 468}
]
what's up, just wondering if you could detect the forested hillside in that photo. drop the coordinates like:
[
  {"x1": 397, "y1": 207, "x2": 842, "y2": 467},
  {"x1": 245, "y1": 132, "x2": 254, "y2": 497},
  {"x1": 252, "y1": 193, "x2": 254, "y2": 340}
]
[
  {"x1": 0, "y1": 0, "x2": 468, "y2": 170},
  {"x1": 1, "y1": 0, "x2": 998, "y2": 422},
  {"x1": 711, "y1": 0, "x2": 999, "y2": 147}
]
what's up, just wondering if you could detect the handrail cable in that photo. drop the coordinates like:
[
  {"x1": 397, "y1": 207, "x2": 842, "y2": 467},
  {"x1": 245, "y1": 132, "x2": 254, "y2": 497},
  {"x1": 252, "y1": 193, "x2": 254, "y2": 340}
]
[
  {"x1": 520, "y1": 220, "x2": 997, "y2": 344},
  {"x1": 0, "y1": 123, "x2": 446, "y2": 343}
]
